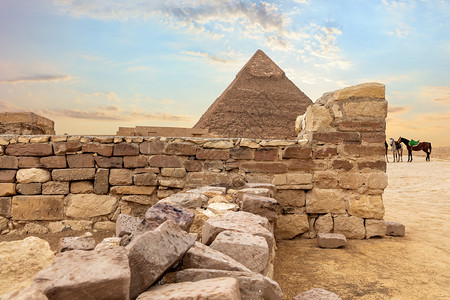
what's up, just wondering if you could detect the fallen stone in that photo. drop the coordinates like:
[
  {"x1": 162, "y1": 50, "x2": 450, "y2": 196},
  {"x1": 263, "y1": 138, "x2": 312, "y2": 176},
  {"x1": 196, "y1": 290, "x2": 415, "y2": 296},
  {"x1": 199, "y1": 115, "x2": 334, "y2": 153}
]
[
  {"x1": 333, "y1": 215, "x2": 365, "y2": 239},
  {"x1": 210, "y1": 230, "x2": 270, "y2": 275},
  {"x1": 365, "y1": 219, "x2": 387, "y2": 238},
  {"x1": 221, "y1": 211, "x2": 271, "y2": 232},
  {"x1": 275, "y1": 214, "x2": 309, "y2": 239},
  {"x1": 293, "y1": 288, "x2": 342, "y2": 299},
  {"x1": 158, "y1": 191, "x2": 208, "y2": 209},
  {"x1": 243, "y1": 182, "x2": 277, "y2": 195},
  {"x1": 94, "y1": 237, "x2": 122, "y2": 251},
  {"x1": 176, "y1": 269, "x2": 283, "y2": 300},
  {"x1": 145, "y1": 202, "x2": 195, "y2": 232},
  {"x1": 385, "y1": 221, "x2": 406, "y2": 237},
  {"x1": 0, "y1": 237, "x2": 54, "y2": 296},
  {"x1": 181, "y1": 241, "x2": 251, "y2": 272},
  {"x1": 237, "y1": 187, "x2": 274, "y2": 199},
  {"x1": 241, "y1": 193, "x2": 279, "y2": 221},
  {"x1": 116, "y1": 214, "x2": 143, "y2": 237},
  {"x1": 1, "y1": 286, "x2": 48, "y2": 300},
  {"x1": 57, "y1": 236, "x2": 96, "y2": 253},
  {"x1": 207, "y1": 202, "x2": 239, "y2": 215},
  {"x1": 33, "y1": 247, "x2": 130, "y2": 300},
  {"x1": 189, "y1": 208, "x2": 216, "y2": 236},
  {"x1": 137, "y1": 277, "x2": 241, "y2": 300},
  {"x1": 125, "y1": 220, "x2": 196, "y2": 299},
  {"x1": 317, "y1": 233, "x2": 347, "y2": 248}
]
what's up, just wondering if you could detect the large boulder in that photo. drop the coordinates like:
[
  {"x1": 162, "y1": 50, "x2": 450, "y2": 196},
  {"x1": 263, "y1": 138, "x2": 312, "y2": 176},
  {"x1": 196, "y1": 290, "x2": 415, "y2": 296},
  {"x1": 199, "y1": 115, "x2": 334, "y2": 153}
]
[
  {"x1": 0, "y1": 237, "x2": 54, "y2": 296},
  {"x1": 57, "y1": 236, "x2": 96, "y2": 253},
  {"x1": 144, "y1": 202, "x2": 194, "y2": 232},
  {"x1": 240, "y1": 193, "x2": 279, "y2": 222}
]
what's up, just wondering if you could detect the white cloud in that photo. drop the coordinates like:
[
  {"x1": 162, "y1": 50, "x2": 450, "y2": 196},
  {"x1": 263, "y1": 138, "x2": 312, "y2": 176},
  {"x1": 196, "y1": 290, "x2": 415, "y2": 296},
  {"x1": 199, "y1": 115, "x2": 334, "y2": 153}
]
[
  {"x1": 0, "y1": 74, "x2": 72, "y2": 84},
  {"x1": 420, "y1": 86, "x2": 450, "y2": 106},
  {"x1": 388, "y1": 23, "x2": 412, "y2": 39}
]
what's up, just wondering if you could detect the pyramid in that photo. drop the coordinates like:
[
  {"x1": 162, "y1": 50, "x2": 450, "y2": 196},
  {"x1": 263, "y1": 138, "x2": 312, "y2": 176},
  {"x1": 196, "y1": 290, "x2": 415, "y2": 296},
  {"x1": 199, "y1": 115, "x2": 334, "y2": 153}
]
[{"x1": 193, "y1": 50, "x2": 313, "y2": 139}]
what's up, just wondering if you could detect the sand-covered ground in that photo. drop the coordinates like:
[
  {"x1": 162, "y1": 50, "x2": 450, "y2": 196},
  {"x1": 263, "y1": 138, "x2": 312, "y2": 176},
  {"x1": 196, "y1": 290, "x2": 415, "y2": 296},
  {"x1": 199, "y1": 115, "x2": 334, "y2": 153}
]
[{"x1": 274, "y1": 158, "x2": 450, "y2": 299}]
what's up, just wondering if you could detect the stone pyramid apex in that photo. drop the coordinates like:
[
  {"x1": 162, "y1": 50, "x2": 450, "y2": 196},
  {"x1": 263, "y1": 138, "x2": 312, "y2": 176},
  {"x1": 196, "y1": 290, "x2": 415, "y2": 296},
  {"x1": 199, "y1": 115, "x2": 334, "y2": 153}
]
[{"x1": 237, "y1": 49, "x2": 285, "y2": 79}]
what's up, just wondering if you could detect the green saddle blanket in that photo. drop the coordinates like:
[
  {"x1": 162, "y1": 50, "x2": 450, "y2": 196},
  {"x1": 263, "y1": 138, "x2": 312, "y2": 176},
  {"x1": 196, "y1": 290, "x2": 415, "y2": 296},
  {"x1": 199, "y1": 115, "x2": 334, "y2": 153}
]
[{"x1": 409, "y1": 139, "x2": 420, "y2": 147}]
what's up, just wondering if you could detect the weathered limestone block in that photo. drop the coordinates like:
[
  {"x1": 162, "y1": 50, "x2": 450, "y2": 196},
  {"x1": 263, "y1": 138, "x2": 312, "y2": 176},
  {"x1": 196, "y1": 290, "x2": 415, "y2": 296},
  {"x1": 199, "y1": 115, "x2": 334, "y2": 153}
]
[
  {"x1": 338, "y1": 120, "x2": 386, "y2": 133},
  {"x1": 116, "y1": 214, "x2": 143, "y2": 237},
  {"x1": 332, "y1": 160, "x2": 354, "y2": 171},
  {"x1": 67, "y1": 154, "x2": 95, "y2": 168},
  {"x1": 275, "y1": 189, "x2": 306, "y2": 207},
  {"x1": 94, "y1": 237, "x2": 122, "y2": 251},
  {"x1": 93, "y1": 168, "x2": 109, "y2": 194},
  {"x1": 275, "y1": 214, "x2": 309, "y2": 239},
  {"x1": 207, "y1": 202, "x2": 239, "y2": 216},
  {"x1": 366, "y1": 172, "x2": 388, "y2": 190},
  {"x1": 123, "y1": 155, "x2": 148, "y2": 168},
  {"x1": 0, "y1": 156, "x2": 19, "y2": 169},
  {"x1": 254, "y1": 148, "x2": 278, "y2": 161},
  {"x1": 82, "y1": 143, "x2": 113, "y2": 156},
  {"x1": 260, "y1": 140, "x2": 296, "y2": 147},
  {"x1": 189, "y1": 208, "x2": 215, "y2": 236},
  {"x1": 47, "y1": 220, "x2": 93, "y2": 233},
  {"x1": 0, "y1": 197, "x2": 11, "y2": 217},
  {"x1": 149, "y1": 155, "x2": 183, "y2": 168},
  {"x1": 159, "y1": 191, "x2": 208, "y2": 209},
  {"x1": 41, "y1": 181, "x2": 69, "y2": 195},
  {"x1": 293, "y1": 288, "x2": 341, "y2": 300},
  {"x1": 125, "y1": 220, "x2": 196, "y2": 299},
  {"x1": 57, "y1": 236, "x2": 96, "y2": 253},
  {"x1": 52, "y1": 168, "x2": 96, "y2": 181},
  {"x1": 6, "y1": 143, "x2": 53, "y2": 156},
  {"x1": 159, "y1": 178, "x2": 185, "y2": 188},
  {"x1": 221, "y1": 211, "x2": 271, "y2": 232},
  {"x1": 70, "y1": 181, "x2": 94, "y2": 194},
  {"x1": 137, "y1": 277, "x2": 241, "y2": 300},
  {"x1": 0, "y1": 237, "x2": 54, "y2": 296},
  {"x1": 113, "y1": 143, "x2": 139, "y2": 156},
  {"x1": 210, "y1": 231, "x2": 269, "y2": 274},
  {"x1": 94, "y1": 156, "x2": 123, "y2": 168},
  {"x1": 239, "y1": 139, "x2": 260, "y2": 148},
  {"x1": 145, "y1": 202, "x2": 195, "y2": 232},
  {"x1": 196, "y1": 149, "x2": 230, "y2": 160},
  {"x1": 121, "y1": 195, "x2": 158, "y2": 206},
  {"x1": 238, "y1": 187, "x2": 274, "y2": 198},
  {"x1": 282, "y1": 146, "x2": 312, "y2": 159},
  {"x1": 181, "y1": 241, "x2": 251, "y2": 272},
  {"x1": 0, "y1": 183, "x2": 16, "y2": 196},
  {"x1": 12, "y1": 195, "x2": 64, "y2": 220},
  {"x1": 133, "y1": 173, "x2": 158, "y2": 186},
  {"x1": 16, "y1": 168, "x2": 51, "y2": 183},
  {"x1": 243, "y1": 183, "x2": 276, "y2": 194},
  {"x1": 184, "y1": 160, "x2": 203, "y2": 171},
  {"x1": 304, "y1": 105, "x2": 333, "y2": 132},
  {"x1": 0, "y1": 216, "x2": 8, "y2": 231},
  {"x1": 165, "y1": 142, "x2": 197, "y2": 156},
  {"x1": 333, "y1": 82, "x2": 385, "y2": 101},
  {"x1": 65, "y1": 194, "x2": 118, "y2": 218},
  {"x1": 93, "y1": 221, "x2": 116, "y2": 231},
  {"x1": 33, "y1": 247, "x2": 130, "y2": 300},
  {"x1": 241, "y1": 193, "x2": 279, "y2": 222},
  {"x1": 0, "y1": 170, "x2": 16, "y2": 182},
  {"x1": 176, "y1": 269, "x2": 283, "y2": 300},
  {"x1": 186, "y1": 172, "x2": 232, "y2": 187},
  {"x1": 317, "y1": 233, "x2": 347, "y2": 248},
  {"x1": 53, "y1": 141, "x2": 81, "y2": 155},
  {"x1": 139, "y1": 141, "x2": 164, "y2": 155},
  {"x1": 1, "y1": 286, "x2": 48, "y2": 300},
  {"x1": 337, "y1": 172, "x2": 365, "y2": 190},
  {"x1": 295, "y1": 114, "x2": 304, "y2": 134},
  {"x1": 306, "y1": 189, "x2": 346, "y2": 214},
  {"x1": 40, "y1": 156, "x2": 67, "y2": 168},
  {"x1": 161, "y1": 167, "x2": 187, "y2": 178},
  {"x1": 240, "y1": 162, "x2": 287, "y2": 173},
  {"x1": 16, "y1": 183, "x2": 42, "y2": 195},
  {"x1": 342, "y1": 100, "x2": 387, "y2": 118},
  {"x1": 109, "y1": 169, "x2": 133, "y2": 185},
  {"x1": 110, "y1": 186, "x2": 156, "y2": 195},
  {"x1": 348, "y1": 194, "x2": 385, "y2": 219},
  {"x1": 333, "y1": 215, "x2": 365, "y2": 239},
  {"x1": 385, "y1": 221, "x2": 406, "y2": 237},
  {"x1": 203, "y1": 140, "x2": 234, "y2": 149},
  {"x1": 365, "y1": 219, "x2": 387, "y2": 238},
  {"x1": 202, "y1": 215, "x2": 274, "y2": 252},
  {"x1": 314, "y1": 213, "x2": 333, "y2": 233}
]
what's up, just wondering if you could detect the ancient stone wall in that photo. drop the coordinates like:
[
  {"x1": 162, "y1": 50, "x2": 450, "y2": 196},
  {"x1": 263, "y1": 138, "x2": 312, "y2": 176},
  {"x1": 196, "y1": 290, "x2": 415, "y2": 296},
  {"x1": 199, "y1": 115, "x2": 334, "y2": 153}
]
[
  {"x1": 0, "y1": 83, "x2": 388, "y2": 239},
  {"x1": 0, "y1": 112, "x2": 55, "y2": 135}
]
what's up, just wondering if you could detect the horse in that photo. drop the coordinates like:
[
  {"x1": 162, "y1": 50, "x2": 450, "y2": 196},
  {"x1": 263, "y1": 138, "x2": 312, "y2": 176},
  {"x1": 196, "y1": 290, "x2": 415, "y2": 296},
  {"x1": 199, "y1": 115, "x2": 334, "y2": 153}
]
[
  {"x1": 385, "y1": 141, "x2": 389, "y2": 162},
  {"x1": 389, "y1": 138, "x2": 403, "y2": 162},
  {"x1": 397, "y1": 137, "x2": 432, "y2": 162}
]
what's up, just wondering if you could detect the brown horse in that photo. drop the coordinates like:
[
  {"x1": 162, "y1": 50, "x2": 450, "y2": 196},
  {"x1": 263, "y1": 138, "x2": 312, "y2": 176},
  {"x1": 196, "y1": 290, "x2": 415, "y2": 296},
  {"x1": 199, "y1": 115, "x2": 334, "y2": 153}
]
[{"x1": 397, "y1": 137, "x2": 432, "y2": 162}]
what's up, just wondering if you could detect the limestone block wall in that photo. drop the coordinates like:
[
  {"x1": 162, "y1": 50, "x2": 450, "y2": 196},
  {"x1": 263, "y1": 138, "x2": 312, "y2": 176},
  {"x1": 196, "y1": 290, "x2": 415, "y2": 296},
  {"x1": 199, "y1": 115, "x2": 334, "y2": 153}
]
[
  {"x1": 0, "y1": 82, "x2": 388, "y2": 239},
  {"x1": 0, "y1": 112, "x2": 55, "y2": 135}
]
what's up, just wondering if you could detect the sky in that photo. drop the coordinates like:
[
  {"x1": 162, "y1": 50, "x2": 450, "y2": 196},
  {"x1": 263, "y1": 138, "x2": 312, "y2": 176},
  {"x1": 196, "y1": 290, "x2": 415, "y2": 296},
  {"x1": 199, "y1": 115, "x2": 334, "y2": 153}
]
[{"x1": 0, "y1": 0, "x2": 449, "y2": 146}]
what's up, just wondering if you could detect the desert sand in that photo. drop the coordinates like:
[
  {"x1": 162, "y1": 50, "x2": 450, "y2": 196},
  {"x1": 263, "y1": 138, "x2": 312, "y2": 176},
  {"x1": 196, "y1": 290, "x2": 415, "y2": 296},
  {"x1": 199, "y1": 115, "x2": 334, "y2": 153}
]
[{"x1": 274, "y1": 158, "x2": 450, "y2": 299}]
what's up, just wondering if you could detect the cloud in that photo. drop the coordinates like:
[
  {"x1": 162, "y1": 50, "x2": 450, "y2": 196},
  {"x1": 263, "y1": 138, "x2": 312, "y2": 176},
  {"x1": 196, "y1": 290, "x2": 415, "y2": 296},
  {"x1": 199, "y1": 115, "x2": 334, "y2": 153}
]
[
  {"x1": 92, "y1": 92, "x2": 121, "y2": 103},
  {"x1": 0, "y1": 74, "x2": 72, "y2": 84},
  {"x1": 182, "y1": 51, "x2": 236, "y2": 64},
  {"x1": 419, "y1": 86, "x2": 450, "y2": 106},
  {"x1": 293, "y1": 0, "x2": 310, "y2": 4},
  {"x1": 388, "y1": 105, "x2": 411, "y2": 114},
  {"x1": 0, "y1": 100, "x2": 27, "y2": 112},
  {"x1": 388, "y1": 23, "x2": 412, "y2": 39}
]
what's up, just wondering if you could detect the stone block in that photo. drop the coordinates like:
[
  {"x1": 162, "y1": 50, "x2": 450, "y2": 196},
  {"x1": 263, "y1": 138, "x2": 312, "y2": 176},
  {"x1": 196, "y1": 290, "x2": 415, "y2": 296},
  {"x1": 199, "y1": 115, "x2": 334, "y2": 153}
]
[
  {"x1": 145, "y1": 202, "x2": 194, "y2": 232},
  {"x1": 357, "y1": 160, "x2": 386, "y2": 171},
  {"x1": 348, "y1": 194, "x2": 385, "y2": 219},
  {"x1": 158, "y1": 192, "x2": 208, "y2": 209},
  {"x1": 94, "y1": 156, "x2": 123, "y2": 168},
  {"x1": 52, "y1": 168, "x2": 96, "y2": 181},
  {"x1": 42, "y1": 181, "x2": 69, "y2": 195},
  {"x1": 313, "y1": 171, "x2": 338, "y2": 189},
  {"x1": 238, "y1": 187, "x2": 274, "y2": 198},
  {"x1": 385, "y1": 221, "x2": 405, "y2": 237},
  {"x1": 314, "y1": 213, "x2": 333, "y2": 233},
  {"x1": 124, "y1": 155, "x2": 148, "y2": 168},
  {"x1": 240, "y1": 162, "x2": 287, "y2": 173},
  {"x1": 67, "y1": 154, "x2": 95, "y2": 168},
  {"x1": 53, "y1": 141, "x2": 81, "y2": 155},
  {"x1": 317, "y1": 233, "x2": 347, "y2": 248},
  {"x1": 57, "y1": 236, "x2": 97, "y2": 253},
  {"x1": 0, "y1": 237, "x2": 54, "y2": 296},
  {"x1": 94, "y1": 237, "x2": 122, "y2": 251},
  {"x1": 16, "y1": 168, "x2": 51, "y2": 183},
  {"x1": 241, "y1": 193, "x2": 279, "y2": 222},
  {"x1": 338, "y1": 172, "x2": 365, "y2": 190},
  {"x1": 39, "y1": 156, "x2": 66, "y2": 169},
  {"x1": 110, "y1": 186, "x2": 156, "y2": 195},
  {"x1": 211, "y1": 231, "x2": 269, "y2": 274},
  {"x1": 159, "y1": 179, "x2": 186, "y2": 188},
  {"x1": 47, "y1": 220, "x2": 93, "y2": 233},
  {"x1": 11, "y1": 195, "x2": 64, "y2": 221},
  {"x1": 149, "y1": 155, "x2": 183, "y2": 168},
  {"x1": 184, "y1": 160, "x2": 203, "y2": 172},
  {"x1": 365, "y1": 219, "x2": 387, "y2": 238},
  {"x1": 81, "y1": 143, "x2": 113, "y2": 156},
  {"x1": 16, "y1": 183, "x2": 42, "y2": 195},
  {"x1": 33, "y1": 247, "x2": 130, "y2": 300},
  {"x1": 0, "y1": 156, "x2": 18, "y2": 169},
  {"x1": 304, "y1": 105, "x2": 332, "y2": 132},
  {"x1": 362, "y1": 133, "x2": 386, "y2": 143},
  {"x1": 176, "y1": 269, "x2": 283, "y2": 300},
  {"x1": 0, "y1": 170, "x2": 16, "y2": 182},
  {"x1": 333, "y1": 82, "x2": 385, "y2": 100},
  {"x1": 161, "y1": 167, "x2": 187, "y2": 178},
  {"x1": 109, "y1": 169, "x2": 133, "y2": 185},
  {"x1": 221, "y1": 211, "x2": 271, "y2": 231},
  {"x1": 65, "y1": 194, "x2": 118, "y2": 218},
  {"x1": 1, "y1": 286, "x2": 48, "y2": 300},
  {"x1": 338, "y1": 120, "x2": 385, "y2": 132},
  {"x1": 230, "y1": 148, "x2": 254, "y2": 160},
  {"x1": 6, "y1": 143, "x2": 53, "y2": 156},
  {"x1": 333, "y1": 215, "x2": 365, "y2": 239},
  {"x1": 125, "y1": 220, "x2": 196, "y2": 299},
  {"x1": 181, "y1": 241, "x2": 251, "y2": 272},
  {"x1": 275, "y1": 214, "x2": 309, "y2": 239},
  {"x1": 283, "y1": 147, "x2": 312, "y2": 159},
  {"x1": 254, "y1": 149, "x2": 278, "y2": 161},
  {"x1": 196, "y1": 149, "x2": 230, "y2": 160},
  {"x1": 275, "y1": 189, "x2": 306, "y2": 207},
  {"x1": 305, "y1": 189, "x2": 346, "y2": 214},
  {"x1": 186, "y1": 172, "x2": 232, "y2": 188},
  {"x1": 366, "y1": 172, "x2": 388, "y2": 190},
  {"x1": 116, "y1": 214, "x2": 143, "y2": 237},
  {"x1": 139, "y1": 141, "x2": 164, "y2": 155},
  {"x1": 94, "y1": 168, "x2": 109, "y2": 194},
  {"x1": 22, "y1": 222, "x2": 49, "y2": 234},
  {"x1": 313, "y1": 132, "x2": 360, "y2": 144},
  {"x1": 0, "y1": 197, "x2": 11, "y2": 217},
  {"x1": 207, "y1": 202, "x2": 238, "y2": 215},
  {"x1": 133, "y1": 173, "x2": 158, "y2": 186},
  {"x1": 293, "y1": 288, "x2": 341, "y2": 299},
  {"x1": 113, "y1": 143, "x2": 139, "y2": 156},
  {"x1": 313, "y1": 146, "x2": 337, "y2": 159},
  {"x1": 0, "y1": 183, "x2": 16, "y2": 196},
  {"x1": 70, "y1": 181, "x2": 94, "y2": 194},
  {"x1": 287, "y1": 160, "x2": 327, "y2": 172},
  {"x1": 137, "y1": 277, "x2": 241, "y2": 300},
  {"x1": 343, "y1": 100, "x2": 387, "y2": 118},
  {"x1": 121, "y1": 195, "x2": 158, "y2": 206},
  {"x1": 93, "y1": 221, "x2": 116, "y2": 231},
  {"x1": 165, "y1": 142, "x2": 197, "y2": 155},
  {"x1": 332, "y1": 160, "x2": 354, "y2": 170},
  {"x1": 341, "y1": 144, "x2": 386, "y2": 157}
]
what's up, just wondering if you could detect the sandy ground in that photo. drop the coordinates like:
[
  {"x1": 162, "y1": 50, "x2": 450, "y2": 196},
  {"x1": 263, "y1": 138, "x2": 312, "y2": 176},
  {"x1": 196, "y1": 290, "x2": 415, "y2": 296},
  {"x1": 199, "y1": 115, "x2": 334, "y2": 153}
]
[{"x1": 274, "y1": 158, "x2": 450, "y2": 299}]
